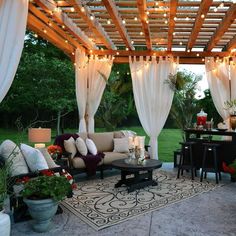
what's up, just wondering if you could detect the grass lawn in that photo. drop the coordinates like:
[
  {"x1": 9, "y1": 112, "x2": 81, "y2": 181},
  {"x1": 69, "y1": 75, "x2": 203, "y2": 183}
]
[{"x1": 0, "y1": 127, "x2": 182, "y2": 162}]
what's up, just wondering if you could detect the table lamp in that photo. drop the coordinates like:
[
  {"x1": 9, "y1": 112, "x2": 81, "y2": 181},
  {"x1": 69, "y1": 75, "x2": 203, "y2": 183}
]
[{"x1": 28, "y1": 128, "x2": 51, "y2": 148}]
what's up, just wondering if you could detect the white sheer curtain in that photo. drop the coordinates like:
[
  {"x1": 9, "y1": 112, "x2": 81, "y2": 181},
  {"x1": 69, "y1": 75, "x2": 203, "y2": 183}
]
[
  {"x1": 0, "y1": 0, "x2": 28, "y2": 103},
  {"x1": 87, "y1": 55, "x2": 113, "y2": 133},
  {"x1": 129, "y1": 56, "x2": 178, "y2": 159},
  {"x1": 75, "y1": 49, "x2": 88, "y2": 132},
  {"x1": 230, "y1": 57, "x2": 236, "y2": 100},
  {"x1": 205, "y1": 57, "x2": 230, "y2": 121}
]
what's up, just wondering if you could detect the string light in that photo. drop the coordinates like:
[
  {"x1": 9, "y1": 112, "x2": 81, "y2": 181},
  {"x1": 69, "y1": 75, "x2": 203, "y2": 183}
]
[
  {"x1": 43, "y1": 29, "x2": 47, "y2": 33},
  {"x1": 81, "y1": 7, "x2": 85, "y2": 12},
  {"x1": 173, "y1": 32, "x2": 176, "y2": 36},
  {"x1": 185, "y1": 17, "x2": 189, "y2": 21},
  {"x1": 146, "y1": 20, "x2": 149, "y2": 24},
  {"x1": 122, "y1": 19, "x2": 126, "y2": 24},
  {"x1": 116, "y1": 52, "x2": 119, "y2": 55},
  {"x1": 70, "y1": 7, "x2": 75, "y2": 12},
  {"x1": 146, "y1": 11, "x2": 150, "y2": 15},
  {"x1": 214, "y1": 7, "x2": 218, "y2": 12},
  {"x1": 72, "y1": 52, "x2": 75, "y2": 55},
  {"x1": 48, "y1": 22, "x2": 52, "y2": 26},
  {"x1": 131, "y1": 40, "x2": 134, "y2": 44},
  {"x1": 201, "y1": 14, "x2": 205, "y2": 19},
  {"x1": 140, "y1": 31, "x2": 143, "y2": 35},
  {"x1": 164, "y1": 13, "x2": 167, "y2": 17},
  {"x1": 34, "y1": 33, "x2": 38, "y2": 38},
  {"x1": 155, "y1": 7, "x2": 158, "y2": 11},
  {"x1": 62, "y1": 25, "x2": 65, "y2": 29},
  {"x1": 134, "y1": 17, "x2": 138, "y2": 21},
  {"x1": 202, "y1": 58, "x2": 205, "y2": 62},
  {"x1": 126, "y1": 47, "x2": 129, "y2": 51},
  {"x1": 107, "y1": 19, "x2": 111, "y2": 24},
  {"x1": 117, "y1": 71, "x2": 120, "y2": 75},
  {"x1": 89, "y1": 49, "x2": 93, "y2": 54},
  {"x1": 187, "y1": 49, "x2": 190, "y2": 52},
  {"x1": 196, "y1": 53, "x2": 200, "y2": 57},
  {"x1": 179, "y1": 41, "x2": 183, "y2": 45},
  {"x1": 65, "y1": 40, "x2": 68, "y2": 43},
  {"x1": 165, "y1": 20, "x2": 168, "y2": 24},
  {"x1": 90, "y1": 15, "x2": 94, "y2": 20},
  {"x1": 174, "y1": 17, "x2": 177, "y2": 21},
  {"x1": 74, "y1": 63, "x2": 76, "y2": 66}
]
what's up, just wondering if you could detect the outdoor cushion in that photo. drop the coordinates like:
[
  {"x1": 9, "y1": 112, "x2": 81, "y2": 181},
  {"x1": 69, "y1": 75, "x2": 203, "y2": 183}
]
[
  {"x1": 86, "y1": 138, "x2": 97, "y2": 155},
  {"x1": 88, "y1": 132, "x2": 114, "y2": 152},
  {"x1": 20, "y1": 144, "x2": 49, "y2": 172},
  {"x1": 54, "y1": 133, "x2": 79, "y2": 152},
  {"x1": 72, "y1": 157, "x2": 103, "y2": 169},
  {"x1": 75, "y1": 137, "x2": 88, "y2": 156},
  {"x1": 113, "y1": 131, "x2": 125, "y2": 138},
  {"x1": 64, "y1": 137, "x2": 77, "y2": 158},
  {"x1": 113, "y1": 138, "x2": 129, "y2": 153},
  {"x1": 77, "y1": 132, "x2": 88, "y2": 141},
  {"x1": 37, "y1": 147, "x2": 59, "y2": 168},
  {"x1": 0, "y1": 140, "x2": 29, "y2": 177},
  {"x1": 103, "y1": 152, "x2": 129, "y2": 165}
]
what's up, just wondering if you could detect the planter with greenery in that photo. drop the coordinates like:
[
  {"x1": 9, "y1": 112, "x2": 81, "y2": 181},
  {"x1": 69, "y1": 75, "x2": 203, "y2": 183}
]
[
  {"x1": 0, "y1": 162, "x2": 11, "y2": 236},
  {"x1": 224, "y1": 99, "x2": 236, "y2": 130},
  {"x1": 19, "y1": 170, "x2": 76, "y2": 232}
]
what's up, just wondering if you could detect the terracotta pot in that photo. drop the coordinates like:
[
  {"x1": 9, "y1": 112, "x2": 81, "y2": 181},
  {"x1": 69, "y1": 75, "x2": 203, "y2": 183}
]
[{"x1": 230, "y1": 115, "x2": 236, "y2": 130}]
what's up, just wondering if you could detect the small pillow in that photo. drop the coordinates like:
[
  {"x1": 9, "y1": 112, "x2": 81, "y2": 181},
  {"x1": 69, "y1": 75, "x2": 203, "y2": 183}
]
[
  {"x1": 38, "y1": 148, "x2": 59, "y2": 168},
  {"x1": 86, "y1": 138, "x2": 97, "y2": 155},
  {"x1": 20, "y1": 144, "x2": 49, "y2": 172},
  {"x1": 75, "y1": 137, "x2": 88, "y2": 156},
  {"x1": 64, "y1": 137, "x2": 77, "y2": 158},
  {"x1": 113, "y1": 138, "x2": 129, "y2": 153},
  {"x1": 0, "y1": 140, "x2": 29, "y2": 177}
]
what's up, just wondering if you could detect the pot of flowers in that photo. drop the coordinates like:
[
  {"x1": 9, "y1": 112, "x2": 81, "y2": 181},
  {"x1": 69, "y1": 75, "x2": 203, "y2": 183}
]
[
  {"x1": 0, "y1": 162, "x2": 11, "y2": 236},
  {"x1": 222, "y1": 160, "x2": 236, "y2": 182},
  {"x1": 224, "y1": 99, "x2": 236, "y2": 130},
  {"x1": 20, "y1": 169, "x2": 76, "y2": 233}
]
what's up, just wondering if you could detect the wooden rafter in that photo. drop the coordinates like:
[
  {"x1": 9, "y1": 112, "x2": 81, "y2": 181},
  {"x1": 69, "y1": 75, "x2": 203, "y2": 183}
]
[
  {"x1": 102, "y1": 0, "x2": 134, "y2": 50},
  {"x1": 137, "y1": 0, "x2": 152, "y2": 50},
  {"x1": 225, "y1": 35, "x2": 236, "y2": 52},
  {"x1": 167, "y1": 0, "x2": 178, "y2": 51},
  {"x1": 187, "y1": 0, "x2": 213, "y2": 51},
  {"x1": 29, "y1": 3, "x2": 84, "y2": 51},
  {"x1": 35, "y1": 0, "x2": 96, "y2": 50},
  {"x1": 67, "y1": 0, "x2": 116, "y2": 50},
  {"x1": 27, "y1": 13, "x2": 75, "y2": 55},
  {"x1": 206, "y1": 3, "x2": 236, "y2": 51}
]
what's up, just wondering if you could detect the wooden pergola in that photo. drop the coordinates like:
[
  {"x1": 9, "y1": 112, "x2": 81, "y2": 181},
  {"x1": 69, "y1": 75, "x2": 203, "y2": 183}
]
[{"x1": 28, "y1": 0, "x2": 236, "y2": 64}]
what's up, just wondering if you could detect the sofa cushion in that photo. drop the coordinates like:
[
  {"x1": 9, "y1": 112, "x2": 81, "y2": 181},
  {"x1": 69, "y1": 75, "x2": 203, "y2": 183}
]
[
  {"x1": 113, "y1": 131, "x2": 125, "y2": 138},
  {"x1": 75, "y1": 137, "x2": 88, "y2": 156},
  {"x1": 21, "y1": 144, "x2": 49, "y2": 172},
  {"x1": 103, "y1": 152, "x2": 129, "y2": 165},
  {"x1": 72, "y1": 157, "x2": 103, "y2": 169},
  {"x1": 64, "y1": 137, "x2": 77, "y2": 158},
  {"x1": 37, "y1": 148, "x2": 59, "y2": 168},
  {"x1": 86, "y1": 138, "x2": 97, "y2": 155},
  {"x1": 88, "y1": 132, "x2": 114, "y2": 152},
  {"x1": 113, "y1": 138, "x2": 129, "y2": 153},
  {"x1": 0, "y1": 140, "x2": 29, "y2": 177},
  {"x1": 54, "y1": 133, "x2": 79, "y2": 152},
  {"x1": 77, "y1": 132, "x2": 88, "y2": 141}
]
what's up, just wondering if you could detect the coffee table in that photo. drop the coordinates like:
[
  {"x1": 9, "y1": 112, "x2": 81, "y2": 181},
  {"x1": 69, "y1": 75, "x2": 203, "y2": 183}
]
[{"x1": 112, "y1": 159, "x2": 162, "y2": 193}]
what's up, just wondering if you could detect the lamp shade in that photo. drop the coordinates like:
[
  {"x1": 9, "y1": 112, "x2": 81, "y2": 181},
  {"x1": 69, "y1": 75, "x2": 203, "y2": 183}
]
[{"x1": 28, "y1": 128, "x2": 51, "y2": 143}]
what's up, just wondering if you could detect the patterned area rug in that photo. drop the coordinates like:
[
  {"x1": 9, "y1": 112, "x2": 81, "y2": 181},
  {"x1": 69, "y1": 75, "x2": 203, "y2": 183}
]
[{"x1": 61, "y1": 170, "x2": 220, "y2": 231}]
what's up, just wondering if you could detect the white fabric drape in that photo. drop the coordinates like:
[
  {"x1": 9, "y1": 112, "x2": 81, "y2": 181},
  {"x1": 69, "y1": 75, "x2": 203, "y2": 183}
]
[
  {"x1": 129, "y1": 56, "x2": 178, "y2": 159},
  {"x1": 205, "y1": 57, "x2": 230, "y2": 121},
  {"x1": 0, "y1": 0, "x2": 28, "y2": 103},
  {"x1": 75, "y1": 49, "x2": 88, "y2": 132},
  {"x1": 87, "y1": 55, "x2": 113, "y2": 133},
  {"x1": 230, "y1": 58, "x2": 236, "y2": 100}
]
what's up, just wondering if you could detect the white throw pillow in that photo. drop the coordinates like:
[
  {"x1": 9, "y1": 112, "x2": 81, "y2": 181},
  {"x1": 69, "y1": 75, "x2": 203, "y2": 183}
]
[
  {"x1": 0, "y1": 140, "x2": 29, "y2": 177},
  {"x1": 38, "y1": 148, "x2": 59, "y2": 168},
  {"x1": 64, "y1": 137, "x2": 77, "y2": 158},
  {"x1": 113, "y1": 138, "x2": 129, "y2": 153},
  {"x1": 86, "y1": 138, "x2": 97, "y2": 155},
  {"x1": 20, "y1": 144, "x2": 49, "y2": 172},
  {"x1": 75, "y1": 137, "x2": 88, "y2": 156}
]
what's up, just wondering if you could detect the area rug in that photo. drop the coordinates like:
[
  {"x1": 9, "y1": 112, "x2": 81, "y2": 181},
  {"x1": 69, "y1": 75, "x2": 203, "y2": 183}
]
[{"x1": 61, "y1": 170, "x2": 221, "y2": 230}]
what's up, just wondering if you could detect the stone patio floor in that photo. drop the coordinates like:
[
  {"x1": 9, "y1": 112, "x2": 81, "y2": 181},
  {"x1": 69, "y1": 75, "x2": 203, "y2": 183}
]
[{"x1": 11, "y1": 163, "x2": 236, "y2": 236}]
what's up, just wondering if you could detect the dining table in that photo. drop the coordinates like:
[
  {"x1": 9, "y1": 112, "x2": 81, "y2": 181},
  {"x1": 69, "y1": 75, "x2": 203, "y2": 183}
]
[{"x1": 184, "y1": 128, "x2": 236, "y2": 169}]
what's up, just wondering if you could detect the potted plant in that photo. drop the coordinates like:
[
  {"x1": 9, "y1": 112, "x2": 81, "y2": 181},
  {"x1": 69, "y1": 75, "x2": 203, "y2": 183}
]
[
  {"x1": 19, "y1": 169, "x2": 76, "y2": 233},
  {"x1": 222, "y1": 160, "x2": 236, "y2": 182},
  {"x1": 0, "y1": 162, "x2": 11, "y2": 236},
  {"x1": 224, "y1": 99, "x2": 236, "y2": 130}
]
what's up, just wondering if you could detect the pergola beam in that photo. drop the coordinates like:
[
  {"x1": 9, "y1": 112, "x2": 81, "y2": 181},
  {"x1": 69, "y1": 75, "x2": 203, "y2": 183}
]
[
  {"x1": 35, "y1": 0, "x2": 96, "y2": 50},
  {"x1": 90, "y1": 49, "x2": 232, "y2": 58},
  {"x1": 102, "y1": 0, "x2": 134, "y2": 50},
  {"x1": 225, "y1": 35, "x2": 236, "y2": 52},
  {"x1": 137, "y1": 0, "x2": 152, "y2": 50},
  {"x1": 187, "y1": 0, "x2": 213, "y2": 51},
  {"x1": 27, "y1": 13, "x2": 75, "y2": 55},
  {"x1": 167, "y1": 0, "x2": 178, "y2": 51},
  {"x1": 206, "y1": 3, "x2": 236, "y2": 52},
  {"x1": 67, "y1": 0, "x2": 116, "y2": 50},
  {"x1": 29, "y1": 3, "x2": 83, "y2": 51}
]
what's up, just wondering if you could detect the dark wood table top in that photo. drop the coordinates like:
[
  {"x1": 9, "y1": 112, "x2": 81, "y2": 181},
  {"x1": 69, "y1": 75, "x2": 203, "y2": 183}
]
[
  {"x1": 184, "y1": 128, "x2": 236, "y2": 136},
  {"x1": 112, "y1": 158, "x2": 162, "y2": 171}
]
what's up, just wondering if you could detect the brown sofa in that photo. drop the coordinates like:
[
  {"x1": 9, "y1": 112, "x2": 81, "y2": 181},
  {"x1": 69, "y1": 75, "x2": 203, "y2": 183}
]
[{"x1": 56, "y1": 131, "x2": 130, "y2": 178}]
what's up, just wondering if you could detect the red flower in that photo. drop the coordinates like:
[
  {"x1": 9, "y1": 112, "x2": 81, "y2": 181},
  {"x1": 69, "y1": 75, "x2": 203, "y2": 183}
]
[
  {"x1": 222, "y1": 162, "x2": 236, "y2": 175},
  {"x1": 71, "y1": 183, "x2": 77, "y2": 190},
  {"x1": 66, "y1": 175, "x2": 73, "y2": 181},
  {"x1": 16, "y1": 176, "x2": 30, "y2": 184},
  {"x1": 40, "y1": 169, "x2": 54, "y2": 176},
  {"x1": 47, "y1": 145, "x2": 62, "y2": 155}
]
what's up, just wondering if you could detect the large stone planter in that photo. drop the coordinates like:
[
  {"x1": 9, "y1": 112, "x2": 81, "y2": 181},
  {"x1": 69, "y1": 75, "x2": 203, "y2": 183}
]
[
  {"x1": 0, "y1": 210, "x2": 10, "y2": 236},
  {"x1": 23, "y1": 198, "x2": 58, "y2": 233}
]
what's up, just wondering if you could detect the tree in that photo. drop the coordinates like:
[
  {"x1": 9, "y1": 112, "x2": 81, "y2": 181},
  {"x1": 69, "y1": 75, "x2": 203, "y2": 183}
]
[{"x1": 170, "y1": 70, "x2": 201, "y2": 139}]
